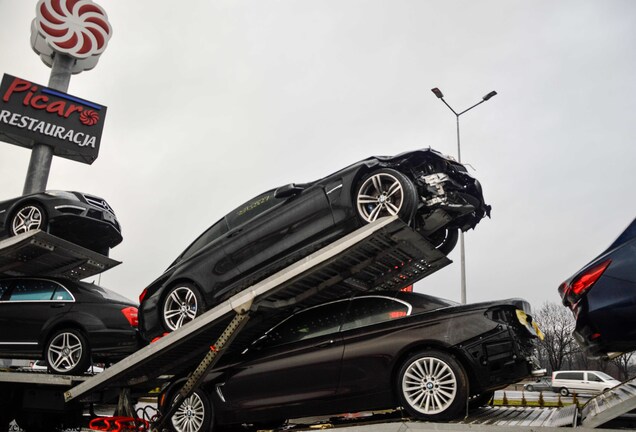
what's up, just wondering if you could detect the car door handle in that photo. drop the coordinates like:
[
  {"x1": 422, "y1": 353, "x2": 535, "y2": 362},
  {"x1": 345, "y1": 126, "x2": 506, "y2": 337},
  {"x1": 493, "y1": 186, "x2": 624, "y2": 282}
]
[
  {"x1": 51, "y1": 303, "x2": 66, "y2": 308},
  {"x1": 315, "y1": 340, "x2": 335, "y2": 348}
]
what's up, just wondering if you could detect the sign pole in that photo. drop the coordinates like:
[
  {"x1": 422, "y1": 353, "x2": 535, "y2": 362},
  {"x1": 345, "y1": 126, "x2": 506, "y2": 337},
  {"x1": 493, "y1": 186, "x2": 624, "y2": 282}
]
[{"x1": 22, "y1": 53, "x2": 74, "y2": 195}]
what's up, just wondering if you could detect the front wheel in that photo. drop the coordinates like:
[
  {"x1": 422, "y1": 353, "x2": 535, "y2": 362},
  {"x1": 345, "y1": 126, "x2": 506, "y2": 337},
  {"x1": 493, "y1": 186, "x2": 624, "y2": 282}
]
[
  {"x1": 427, "y1": 228, "x2": 459, "y2": 255},
  {"x1": 355, "y1": 168, "x2": 418, "y2": 224},
  {"x1": 169, "y1": 388, "x2": 213, "y2": 432},
  {"x1": 10, "y1": 203, "x2": 47, "y2": 236},
  {"x1": 45, "y1": 329, "x2": 90, "y2": 375},
  {"x1": 397, "y1": 350, "x2": 468, "y2": 421},
  {"x1": 162, "y1": 283, "x2": 206, "y2": 332},
  {"x1": 526, "y1": 385, "x2": 534, "y2": 392}
]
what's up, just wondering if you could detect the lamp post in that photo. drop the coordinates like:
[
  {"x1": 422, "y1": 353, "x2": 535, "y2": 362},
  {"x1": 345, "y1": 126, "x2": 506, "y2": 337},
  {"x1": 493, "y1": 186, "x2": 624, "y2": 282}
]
[{"x1": 431, "y1": 87, "x2": 497, "y2": 304}]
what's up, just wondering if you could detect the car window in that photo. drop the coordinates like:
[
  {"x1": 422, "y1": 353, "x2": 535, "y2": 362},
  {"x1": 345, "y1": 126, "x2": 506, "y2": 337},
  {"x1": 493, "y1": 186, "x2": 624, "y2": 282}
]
[
  {"x1": 9, "y1": 279, "x2": 56, "y2": 301},
  {"x1": 179, "y1": 218, "x2": 229, "y2": 262},
  {"x1": 226, "y1": 190, "x2": 281, "y2": 228},
  {"x1": 587, "y1": 373, "x2": 603, "y2": 382},
  {"x1": 556, "y1": 372, "x2": 584, "y2": 380},
  {"x1": 266, "y1": 301, "x2": 348, "y2": 346},
  {"x1": 595, "y1": 371, "x2": 615, "y2": 381},
  {"x1": 52, "y1": 286, "x2": 74, "y2": 301},
  {"x1": 0, "y1": 280, "x2": 12, "y2": 300},
  {"x1": 341, "y1": 296, "x2": 411, "y2": 331}
]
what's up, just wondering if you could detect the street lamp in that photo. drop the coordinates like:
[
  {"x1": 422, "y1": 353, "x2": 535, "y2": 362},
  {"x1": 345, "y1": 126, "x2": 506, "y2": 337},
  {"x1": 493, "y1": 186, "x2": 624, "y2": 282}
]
[{"x1": 431, "y1": 87, "x2": 497, "y2": 304}]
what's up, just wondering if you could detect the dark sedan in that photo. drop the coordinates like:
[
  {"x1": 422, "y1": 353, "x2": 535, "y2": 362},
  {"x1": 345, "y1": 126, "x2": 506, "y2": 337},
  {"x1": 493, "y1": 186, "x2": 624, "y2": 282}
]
[
  {"x1": 139, "y1": 149, "x2": 491, "y2": 341},
  {"x1": 0, "y1": 277, "x2": 139, "y2": 375},
  {"x1": 162, "y1": 290, "x2": 543, "y2": 431},
  {"x1": 559, "y1": 217, "x2": 636, "y2": 358},
  {"x1": 0, "y1": 190, "x2": 122, "y2": 256}
]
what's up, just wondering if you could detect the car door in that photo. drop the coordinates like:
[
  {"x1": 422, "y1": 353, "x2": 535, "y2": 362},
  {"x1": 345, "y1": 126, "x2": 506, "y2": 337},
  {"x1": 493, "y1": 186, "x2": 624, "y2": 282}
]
[
  {"x1": 585, "y1": 372, "x2": 606, "y2": 393},
  {"x1": 219, "y1": 301, "x2": 348, "y2": 420},
  {"x1": 0, "y1": 279, "x2": 69, "y2": 349},
  {"x1": 222, "y1": 185, "x2": 335, "y2": 287},
  {"x1": 337, "y1": 296, "x2": 412, "y2": 404}
]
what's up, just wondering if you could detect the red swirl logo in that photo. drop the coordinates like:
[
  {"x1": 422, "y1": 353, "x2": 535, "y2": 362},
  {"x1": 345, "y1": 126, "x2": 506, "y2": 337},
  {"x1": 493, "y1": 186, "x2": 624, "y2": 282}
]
[
  {"x1": 80, "y1": 109, "x2": 100, "y2": 126},
  {"x1": 34, "y1": 0, "x2": 112, "y2": 59}
]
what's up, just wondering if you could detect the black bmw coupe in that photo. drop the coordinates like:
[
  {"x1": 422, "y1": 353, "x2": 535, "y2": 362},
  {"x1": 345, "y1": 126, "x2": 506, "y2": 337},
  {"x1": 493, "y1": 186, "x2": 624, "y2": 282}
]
[
  {"x1": 161, "y1": 290, "x2": 543, "y2": 431},
  {"x1": 139, "y1": 149, "x2": 491, "y2": 341}
]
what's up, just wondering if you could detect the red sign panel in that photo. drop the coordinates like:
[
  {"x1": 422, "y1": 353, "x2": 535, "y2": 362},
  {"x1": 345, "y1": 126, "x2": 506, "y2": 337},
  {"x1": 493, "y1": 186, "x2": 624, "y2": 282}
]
[{"x1": 0, "y1": 73, "x2": 106, "y2": 164}]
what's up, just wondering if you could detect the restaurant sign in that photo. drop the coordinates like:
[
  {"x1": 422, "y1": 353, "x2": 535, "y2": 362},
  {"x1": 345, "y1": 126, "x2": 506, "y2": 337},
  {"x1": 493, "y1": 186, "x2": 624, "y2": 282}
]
[{"x1": 0, "y1": 73, "x2": 106, "y2": 164}]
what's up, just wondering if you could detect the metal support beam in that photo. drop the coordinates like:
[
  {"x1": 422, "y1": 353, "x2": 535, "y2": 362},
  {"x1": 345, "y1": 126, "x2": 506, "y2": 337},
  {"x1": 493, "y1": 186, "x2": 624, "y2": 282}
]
[{"x1": 150, "y1": 310, "x2": 252, "y2": 432}]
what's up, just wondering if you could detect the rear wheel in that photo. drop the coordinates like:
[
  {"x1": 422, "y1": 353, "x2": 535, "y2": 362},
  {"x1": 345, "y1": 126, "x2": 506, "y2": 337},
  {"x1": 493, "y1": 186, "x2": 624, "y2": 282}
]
[
  {"x1": 10, "y1": 203, "x2": 47, "y2": 236},
  {"x1": 169, "y1": 388, "x2": 213, "y2": 432},
  {"x1": 355, "y1": 168, "x2": 418, "y2": 224},
  {"x1": 45, "y1": 328, "x2": 90, "y2": 375},
  {"x1": 162, "y1": 283, "x2": 206, "y2": 332},
  {"x1": 559, "y1": 387, "x2": 569, "y2": 396},
  {"x1": 397, "y1": 350, "x2": 468, "y2": 421}
]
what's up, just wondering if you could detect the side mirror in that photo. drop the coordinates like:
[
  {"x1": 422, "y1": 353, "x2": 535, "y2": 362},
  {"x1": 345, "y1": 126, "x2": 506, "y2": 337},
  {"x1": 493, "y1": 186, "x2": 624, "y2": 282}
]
[{"x1": 274, "y1": 183, "x2": 304, "y2": 199}]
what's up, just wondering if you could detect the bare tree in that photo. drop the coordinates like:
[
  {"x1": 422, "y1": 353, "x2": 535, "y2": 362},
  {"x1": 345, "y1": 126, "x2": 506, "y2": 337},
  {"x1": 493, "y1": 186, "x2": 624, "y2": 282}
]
[
  {"x1": 612, "y1": 352, "x2": 636, "y2": 381},
  {"x1": 534, "y1": 302, "x2": 578, "y2": 372}
]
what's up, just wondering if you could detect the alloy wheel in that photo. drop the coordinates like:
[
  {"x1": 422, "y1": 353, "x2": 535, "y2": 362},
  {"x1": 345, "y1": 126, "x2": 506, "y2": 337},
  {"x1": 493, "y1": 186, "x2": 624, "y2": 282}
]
[
  {"x1": 356, "y1": 172, "x2": 405, "y2": 222},
  {"x1": 171, "y1": 392, "x2": 206, "y2": 432},
  {"x1": 11, "y1": 205, "x2": 44, "y2": 235},
  {"x1": 163, "y1": 286, "x2": 198, "y2": 331},
  {"x1": 402, "y1": 356, "x2": 458, "y2": 415},
  {"x1": 47, "y1": 331, "x2": 84, "y2": 373}
]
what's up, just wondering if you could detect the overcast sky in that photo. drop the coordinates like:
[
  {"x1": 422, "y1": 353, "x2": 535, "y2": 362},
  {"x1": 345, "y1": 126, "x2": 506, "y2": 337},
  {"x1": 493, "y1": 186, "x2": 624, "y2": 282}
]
[{"x1": 0, "y1": 0, "x2": 635, "y2": 311}]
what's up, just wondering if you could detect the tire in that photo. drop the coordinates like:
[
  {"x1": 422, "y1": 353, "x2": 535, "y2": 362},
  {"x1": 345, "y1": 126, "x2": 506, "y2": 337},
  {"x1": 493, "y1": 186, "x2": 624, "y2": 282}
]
[
  {"x1": 45, "y1": 328, "x2": 90, "y2": 375},
  {"x1": 397, "y1": 350, "x2": 468, "y2": 421},
  {"x1": 559, "y1": 387, "x2": 569, "y2": 397},
  {"x1": 162, "y1": 283, "x2": 206, "y2": 332},
  {"x1": 9, "y1": 203, "x2": 47, "y2": 236},
  {"x1": 526, "y1": 385, "x2": 534, "y2": 392},
  {"x1": 468, "y1": 391, "x2": 494, "y2": 409},
  {"x1": 428, "y1": 228, "x2": 459, "y2": 255},
  {"x1": 169, "y1": 388, "x2": 213, "y2": 432},
  {"x1": 355, "y1": 168, "x2": 418, "y2": 224}
]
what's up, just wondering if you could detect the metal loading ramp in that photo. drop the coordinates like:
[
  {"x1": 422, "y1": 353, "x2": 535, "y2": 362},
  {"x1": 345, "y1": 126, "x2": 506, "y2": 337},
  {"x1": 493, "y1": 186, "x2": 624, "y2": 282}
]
[
  {"x1": 65, "y1": 216, "x2": 451, "y2": 403},
  {"x1": 0, "y1": 229, "x2": 120, "y2": 279},
  {"x1": 581, "y1": 376, "x2": 636, "y2": 428}
]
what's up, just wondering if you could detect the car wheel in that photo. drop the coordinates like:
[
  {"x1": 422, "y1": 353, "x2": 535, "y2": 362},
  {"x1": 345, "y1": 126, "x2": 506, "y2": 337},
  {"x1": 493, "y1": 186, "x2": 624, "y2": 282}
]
[
  {"x1": 45, "y1": 329, "x2": 90, "y2": 375},
  {"x1": 9, "y1": 203, "x2": 47, "y2": 236},
  {"x1": 355, "y1": 168, "x2": 418, "y2": 224},
  {"x1": 162, "y1": 283, "x2": 206, "y2": 332},
  {"x1": 427, "y1": 228, "x2": 459, "y2": 255},
  {"x1": 559, "y1": 387, "x2": 569, "y2": 396},
  {"x1": 169, "y1": 388, "x2": 213, "y2": 432},
  {"x1": 526, "y1": 384, "x2": 534, "y2": 392},
  {"x1": 397, "y1": 350, "x2": 468, "y2": 421}
]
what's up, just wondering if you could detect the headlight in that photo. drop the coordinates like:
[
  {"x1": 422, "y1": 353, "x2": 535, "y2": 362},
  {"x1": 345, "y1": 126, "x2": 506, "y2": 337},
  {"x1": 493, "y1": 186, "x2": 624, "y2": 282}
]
[{"x1": 45, "y1": 191, "x2": 79, "y2": 200}]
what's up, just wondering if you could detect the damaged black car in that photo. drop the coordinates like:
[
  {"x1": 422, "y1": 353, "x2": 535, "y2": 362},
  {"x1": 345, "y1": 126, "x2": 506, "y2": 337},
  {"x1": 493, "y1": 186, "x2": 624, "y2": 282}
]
[
  {"x1": 139, "y1": 149, "x2": 491, "y2": 340},
  {"x1": 161, "y1": 290, "x2": 543, "y2": 431}
]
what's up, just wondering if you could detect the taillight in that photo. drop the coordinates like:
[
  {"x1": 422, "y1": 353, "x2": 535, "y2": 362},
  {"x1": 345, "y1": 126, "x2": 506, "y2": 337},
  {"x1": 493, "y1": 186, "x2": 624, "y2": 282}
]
[
  {"x1": 121, "y1": 307, "x2": 138, "y2": 327},
  {"x1": 570, "y1": 260, "x2": 611, "y2": 296},
  {"x1": 401, "y1": 285, "x2": 413, "y2": 292},
  {"x1": 139, "y1": 288, "x2": 148, "y2": 304}
]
